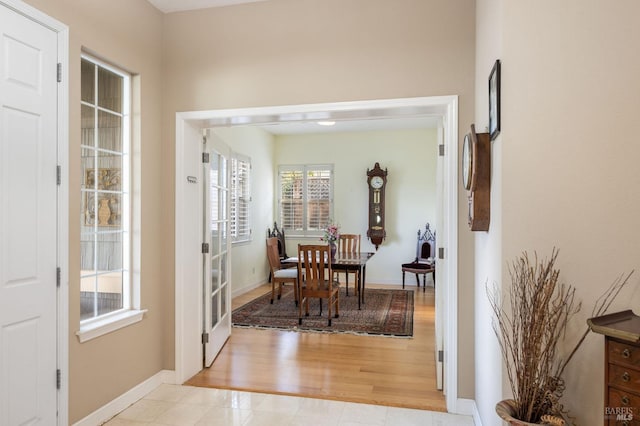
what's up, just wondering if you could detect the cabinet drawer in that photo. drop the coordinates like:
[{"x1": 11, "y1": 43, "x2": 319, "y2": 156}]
[
  {"x1": 607, "y1": 388, "x2": 640, "y2": 425},
  {"x1": 610, "y1": 364, "x2": 640, "y2": 390},
  {"x1": 609, "y1": 340, "x2": 640, "y2": 368}
]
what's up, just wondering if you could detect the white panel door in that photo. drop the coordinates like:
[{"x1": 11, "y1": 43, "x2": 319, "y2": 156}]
[
  {"x1": 0, "y1": 5, "x2": 58, "y2": 425},
  {"x1": 434, "y1": 127, "x2": 444, "y2": 391},
  {"x1": 203, "y1": 131, "x2": 231, "y2": 367}
]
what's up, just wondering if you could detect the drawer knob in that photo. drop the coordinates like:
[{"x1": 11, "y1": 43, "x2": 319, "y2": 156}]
[
  {"x1": 622, "y1": 395, "x2": 630, "y2": 405},
  {"x1": 623, "y1": 372, "x2": 631, "y2": 382},
  {"x1": 622, "y1": 348, "x2": 632, "y2": 358}
]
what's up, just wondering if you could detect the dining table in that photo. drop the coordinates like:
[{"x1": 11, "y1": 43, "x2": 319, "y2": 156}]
[{"x1": 331, "y1": 252, "x2": 375, "y2": 310}]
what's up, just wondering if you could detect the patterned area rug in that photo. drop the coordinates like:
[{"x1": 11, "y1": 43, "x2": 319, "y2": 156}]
[{"x1": 232, "y1": 287, "x2": 414, "y2": 337}]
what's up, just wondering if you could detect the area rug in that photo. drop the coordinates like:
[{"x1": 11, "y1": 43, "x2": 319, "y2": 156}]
[{"x1": 232, "y1": 287, "x2": 414, "y2": 337}]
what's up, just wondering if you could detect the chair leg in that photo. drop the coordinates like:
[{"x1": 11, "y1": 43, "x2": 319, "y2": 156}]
[
  {"x1": 270, "y1": 281, "x2": 275, "y2": 304},
  {"x1": 423, "y1": 274, "x2": 426, "y2": 292},
  {"x1": 402, "y1": 271, "x2": 406, "y2": 289},
  {"x1": 415, "y1": 273, "x2": 420, "y2": 288}
]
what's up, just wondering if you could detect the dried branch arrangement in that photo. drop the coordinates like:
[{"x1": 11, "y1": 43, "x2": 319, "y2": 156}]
[{"x1": 488, "y1": 249, "x2": 633, "y2": 424}]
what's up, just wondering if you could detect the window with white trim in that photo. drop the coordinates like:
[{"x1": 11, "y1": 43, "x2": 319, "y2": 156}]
[
  {"x1": 80, "y1": 55, "x2": 133, "y2": 323},
  {"x1": 231, "y1": 153, "x2": 251, "y2": 243},
  {"x1": 278, "y1": 165, "x2": 334, "y2": 236}
]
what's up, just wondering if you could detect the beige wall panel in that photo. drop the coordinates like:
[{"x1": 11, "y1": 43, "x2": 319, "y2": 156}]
[
  {"x1": 498, "y1": 1, "x2": 640, "y2": 424},
  {"x1": 162, "y1": 0, "x2": 477, "y2": 397},
  {"x1": 474, "y1": 0, "x2": 504, "y2": 425},
  {"x1": 23, "y1": 0, "x2": 164, "y2": 422}
]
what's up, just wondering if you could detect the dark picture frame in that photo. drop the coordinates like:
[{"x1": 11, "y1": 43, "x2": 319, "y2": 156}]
[{"x1": 489, "y1": 59, "x2": 501, "y2": 140}]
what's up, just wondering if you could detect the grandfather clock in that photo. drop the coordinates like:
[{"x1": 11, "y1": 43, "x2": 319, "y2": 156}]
[{"x1": 366, "y1": 162, "x2": 387, "y2": 249}]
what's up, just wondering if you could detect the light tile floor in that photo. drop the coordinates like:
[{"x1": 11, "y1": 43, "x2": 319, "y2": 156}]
[{"x1": 104, "y1": 384, "x2": 474, "y2": 426}]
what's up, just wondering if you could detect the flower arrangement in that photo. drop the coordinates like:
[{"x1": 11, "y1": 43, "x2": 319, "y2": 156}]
[{"x1": 321, "y1": 222, "x2": 340, "y2": 244}]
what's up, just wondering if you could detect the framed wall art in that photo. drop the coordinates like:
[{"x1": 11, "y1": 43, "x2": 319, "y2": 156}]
[{"x1": 489, "y1": 59, "x2": 501, "y2": 141}]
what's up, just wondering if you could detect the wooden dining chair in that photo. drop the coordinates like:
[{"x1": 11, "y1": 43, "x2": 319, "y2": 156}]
[
  {"x1": 297, "y1": 244, "x2": 340, "y2": 326},
  {"x1": 335, "y1": 234, "x2": 361, "y2": 296},
  {"x1": 266, "y1": 237, "x2": 299, "y2": 305}
]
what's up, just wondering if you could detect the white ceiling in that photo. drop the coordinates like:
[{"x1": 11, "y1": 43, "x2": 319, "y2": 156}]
[
  {"x1": 246, "y1": 116, "x2": 439, "y2": 135},
  {"x1": 147, "y1": 0, "x2": 266, "y2": 13}
]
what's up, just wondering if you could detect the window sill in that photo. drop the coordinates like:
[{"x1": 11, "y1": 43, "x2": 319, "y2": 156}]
[{"x1": 76, "y1": 309, "x2": 147, "y2": 343}]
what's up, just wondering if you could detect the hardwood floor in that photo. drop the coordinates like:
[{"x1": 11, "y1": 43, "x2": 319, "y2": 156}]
[{"x1": 185, "y1": 282, "x2": 446, "y2": 412}]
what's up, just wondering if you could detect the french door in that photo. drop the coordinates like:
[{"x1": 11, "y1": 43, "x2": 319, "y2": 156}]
[{"x1": 202, "y1": 131, "x2": 232, "y2": 367}]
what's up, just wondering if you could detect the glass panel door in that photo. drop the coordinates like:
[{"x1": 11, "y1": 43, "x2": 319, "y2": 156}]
[{"x1": 203, "y1": 132, "x2": 231, "y2": 367}]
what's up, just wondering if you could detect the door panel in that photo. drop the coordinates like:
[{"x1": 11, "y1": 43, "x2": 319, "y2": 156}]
[
  {"x1": 435, "y1": 127, "x2": 444, "y2": 390},
  {"x1": 203, "y1": 133, "x2": 231, "y2": 367},
  {"x1": 0, "y1": 5, "x2": 58, "y2": 425}
]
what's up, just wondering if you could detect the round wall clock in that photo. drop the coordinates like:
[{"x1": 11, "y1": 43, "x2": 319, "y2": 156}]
[
  {"x1": 462, "y1": 133, "x2": 472, "y2": 191},
  {"x1": 464, "y1": 124, "x2": 491, "y2": 231}
]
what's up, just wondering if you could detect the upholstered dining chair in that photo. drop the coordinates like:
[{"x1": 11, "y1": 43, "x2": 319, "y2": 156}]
[
  {"x1": 266, "y1": 237, "x2": 299, "y2": 305},
  {"x1": 297, "y1": 244, "x2": 340, "y2": 326},
  {"x1": 335, "y1": 233, "x2": 361, "y2": 296},
  {"x1": 401, "y1": 224, "x2": 436, "y2": 292}
]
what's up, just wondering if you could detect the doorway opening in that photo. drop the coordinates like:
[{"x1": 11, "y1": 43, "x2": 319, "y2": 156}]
[{"x1": 175, "y1": 96, "x2": 460, "y2": 412}]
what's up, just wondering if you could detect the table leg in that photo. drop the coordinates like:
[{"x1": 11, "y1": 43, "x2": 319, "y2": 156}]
[
  {"x1": 362, "y1": 265, "x2": 366, "y2": 304},
  {"x1": 357, "y1": 266, "x2": 361, "y2": 310},
  {"x1": 345, "y1": 270, "x2": 349, "y2": 296}
]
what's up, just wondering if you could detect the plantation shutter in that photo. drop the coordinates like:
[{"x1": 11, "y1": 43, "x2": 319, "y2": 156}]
[
  {"x1": 231, "y1": 154, "x2": 251, "y2": 242},
  {"x1": 279, "y1": 168, "x2": 304, "y2": 231},
  {"x1": 306, "y1": 168, "x2": 332, "y2": 231},
  {"x1": 278, "y1": 165, "x2": 333, "y2": 235}
]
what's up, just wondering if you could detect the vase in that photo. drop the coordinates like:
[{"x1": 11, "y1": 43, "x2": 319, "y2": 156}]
[
  {"x1": 495, "y1": 400, "x2": 566, "y2": 426},
  {"x1": 330, "y1": 242, "x2": 337, "y2": 260},
  {"x1": 98, "y1": 198, "x2": 111, "y2": 226}
]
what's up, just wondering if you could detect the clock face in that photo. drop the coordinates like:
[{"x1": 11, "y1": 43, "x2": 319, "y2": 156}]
[
  {"x1": 462, "y1": 133, "x2": 472, "y2": 191},
  {"x1": 370, "y1": 176, "x2": 384, "y2": 189}
]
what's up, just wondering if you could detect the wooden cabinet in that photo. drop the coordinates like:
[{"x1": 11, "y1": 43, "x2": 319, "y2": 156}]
[
  {"x1": 606, "y1": 337, "x2": 640, "y2": 425},
  {"x1": 589, "y1": 311, "x2": 640, "y2": 425}
]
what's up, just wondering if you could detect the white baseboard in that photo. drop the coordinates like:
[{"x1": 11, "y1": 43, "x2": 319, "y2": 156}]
[
  {"x1": 231, "y1": 279, "x2": 268, "y2": 298},
  {"x1": 455, "y1": 398, "x2": 482, "y2": 426},
  {"x1": 73, "y1": 369, "x2": 176, "y2": 426}
]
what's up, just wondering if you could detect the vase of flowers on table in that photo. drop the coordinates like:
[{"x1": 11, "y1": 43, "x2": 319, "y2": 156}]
[{"x1": 321, "y1": 222, "x2": 340, "y2": 259}]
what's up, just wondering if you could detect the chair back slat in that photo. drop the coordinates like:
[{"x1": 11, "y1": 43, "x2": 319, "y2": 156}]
[
  {"x1": 338, "y1": 234, "x2": 360, "y2": 255},
  {"x1": 298, "y1": 244, "x2": 332, "y2": 292}
]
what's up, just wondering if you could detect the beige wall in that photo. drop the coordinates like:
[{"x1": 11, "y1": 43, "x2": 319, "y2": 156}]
[
  {"x1": 476, "y1": 1, "x2": 640, "y2": 424},
  {"x1": 474, "y1": 0, "x2": 503, "y2": 424},
  {"x1": 275, "y1": 128, "x2": 438, "y2": 284},
  {"x1": 22, "y1": 0, "x2": 164, "y2": 422},
  {"x1": 162, "y1": 0, "x2": 477, "y2": 397}
]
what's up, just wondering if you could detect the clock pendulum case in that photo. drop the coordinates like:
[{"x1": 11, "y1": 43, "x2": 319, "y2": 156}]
[
  {"x1": 462, "y1": 124, "x2": 491, "y2": 231},
  {"x1": 366, "y1": 162, "x2": 388, "y2": 249}
]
